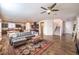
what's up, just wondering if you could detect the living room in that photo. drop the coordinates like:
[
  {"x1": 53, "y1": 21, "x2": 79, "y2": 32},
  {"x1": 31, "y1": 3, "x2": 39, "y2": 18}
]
[{"x1": 0, "y1": 3, "x2": 79, "y2": 55}]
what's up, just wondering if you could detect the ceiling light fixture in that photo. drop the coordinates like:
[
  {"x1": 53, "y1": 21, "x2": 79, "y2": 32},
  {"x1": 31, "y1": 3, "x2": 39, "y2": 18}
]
[{"x1": 47, "y1": 10, "x2": 51, "y2": 13}]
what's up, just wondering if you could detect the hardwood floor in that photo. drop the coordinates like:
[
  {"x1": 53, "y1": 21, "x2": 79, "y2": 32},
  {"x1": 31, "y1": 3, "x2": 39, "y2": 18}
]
[
  {"x1": 43, "y1": 35, "x2": 76, "y2": 55},
  {"x1": 0, "y1": 34, "x2": 77, "y2": 55}
]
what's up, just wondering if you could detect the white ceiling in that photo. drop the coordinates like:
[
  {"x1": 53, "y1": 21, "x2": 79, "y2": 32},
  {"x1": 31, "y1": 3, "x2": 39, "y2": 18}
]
[{"x1": 1, "y1": 3, "x2": 79, "y2": 22}]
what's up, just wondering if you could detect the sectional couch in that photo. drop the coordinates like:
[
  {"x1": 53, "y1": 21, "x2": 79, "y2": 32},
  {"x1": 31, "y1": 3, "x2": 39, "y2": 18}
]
[{"x1": 9, "y1": 32, "x2": 35, "y2": 47}]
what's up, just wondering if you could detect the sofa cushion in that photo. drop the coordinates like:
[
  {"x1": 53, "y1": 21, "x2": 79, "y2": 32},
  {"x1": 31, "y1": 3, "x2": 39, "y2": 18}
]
[
  {"x1": 12, "y1": 37, "x2": 26, "y2": 43},
  {"x1": 12, "y1": 33, "x2": 18, "y2": 38},
  {"x1": 16, "y1": 32, "x2": 21, "y2": 37}
]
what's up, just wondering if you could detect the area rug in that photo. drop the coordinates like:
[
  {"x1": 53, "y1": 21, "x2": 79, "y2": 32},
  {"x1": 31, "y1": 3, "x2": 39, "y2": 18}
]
[
  {"x1": 14, "y1": 40, "x2": 52, "y2": 55},
  {"x1": 33, "y1": 41, "x2": 52, "y2": 55}
]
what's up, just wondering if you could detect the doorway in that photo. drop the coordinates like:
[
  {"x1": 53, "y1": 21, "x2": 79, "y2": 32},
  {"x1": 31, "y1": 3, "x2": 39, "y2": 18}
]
[
  {"x1": 40, "y1": 22, "x2": 44, "y2": 38},
  {"x1": 53, "y1": 19, "x2": 63, "y2": 36}
]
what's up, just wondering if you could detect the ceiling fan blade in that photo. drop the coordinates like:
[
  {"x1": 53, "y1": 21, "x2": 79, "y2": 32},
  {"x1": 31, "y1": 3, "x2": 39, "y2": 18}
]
[
  {"x1": 41, "y1": 7, "x2": 47, "y2": 10},
  {"x1": 51, "y1": 9, "x2": 59, "y2": 11},
  {"x1": 50, "y1": 3, "x2": 56, "y2": 9},
  {"x1": 41, "y1": 11, "x2": 46, "y2": 14}
]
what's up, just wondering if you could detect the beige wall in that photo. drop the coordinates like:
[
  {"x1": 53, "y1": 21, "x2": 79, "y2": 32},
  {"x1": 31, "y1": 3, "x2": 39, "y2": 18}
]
[
  {"x1": 39, "y1": 19, "x2": 74, "y2": 36},
  {"x1": 39, "y1": 20, "x2": 53, "y2": 35},
  {"x1": 39, "y1": 19, "x2": 63, "y2": 36},
  {"x1": 77, "y1": 17, "x2": 79, "y2": 39},
  {"x1": 0, "y1": 19, "x2": 2, "y2": 41},
  {"x1": 64, "y1": 20, "x2": 73, "y2": 34}
]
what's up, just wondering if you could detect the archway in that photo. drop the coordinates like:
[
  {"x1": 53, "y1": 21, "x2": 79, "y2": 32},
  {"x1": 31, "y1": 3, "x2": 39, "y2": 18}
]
[{"x1": 53, "y1": 19, "x2": 63, "y2": 36}]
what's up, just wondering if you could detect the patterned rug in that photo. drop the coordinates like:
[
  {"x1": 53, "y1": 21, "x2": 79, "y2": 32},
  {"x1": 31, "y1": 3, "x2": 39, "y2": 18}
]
[
  {"x1": 14, "y1": 40, "x2": 52, "y2": 55},
  {"x1": 33, "y1": 41, "x2": 52, "y2": 55}
]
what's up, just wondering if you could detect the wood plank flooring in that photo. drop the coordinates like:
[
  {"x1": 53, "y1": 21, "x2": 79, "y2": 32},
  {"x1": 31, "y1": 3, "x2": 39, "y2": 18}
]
[{"x1": 0, "y1": 34, "x2": 77, "y2": 55}]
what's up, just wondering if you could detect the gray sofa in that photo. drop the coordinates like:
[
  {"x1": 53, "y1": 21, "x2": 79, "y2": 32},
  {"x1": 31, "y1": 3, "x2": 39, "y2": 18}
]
[{"x1": 9, "y1": 32, "x2": 35, "y2": 47}]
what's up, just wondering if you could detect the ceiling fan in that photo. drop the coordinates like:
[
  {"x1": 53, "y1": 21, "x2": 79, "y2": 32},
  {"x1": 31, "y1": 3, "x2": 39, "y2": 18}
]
[{"x1": 41, "y1": 3, "x2": 59, "y2": 15}]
